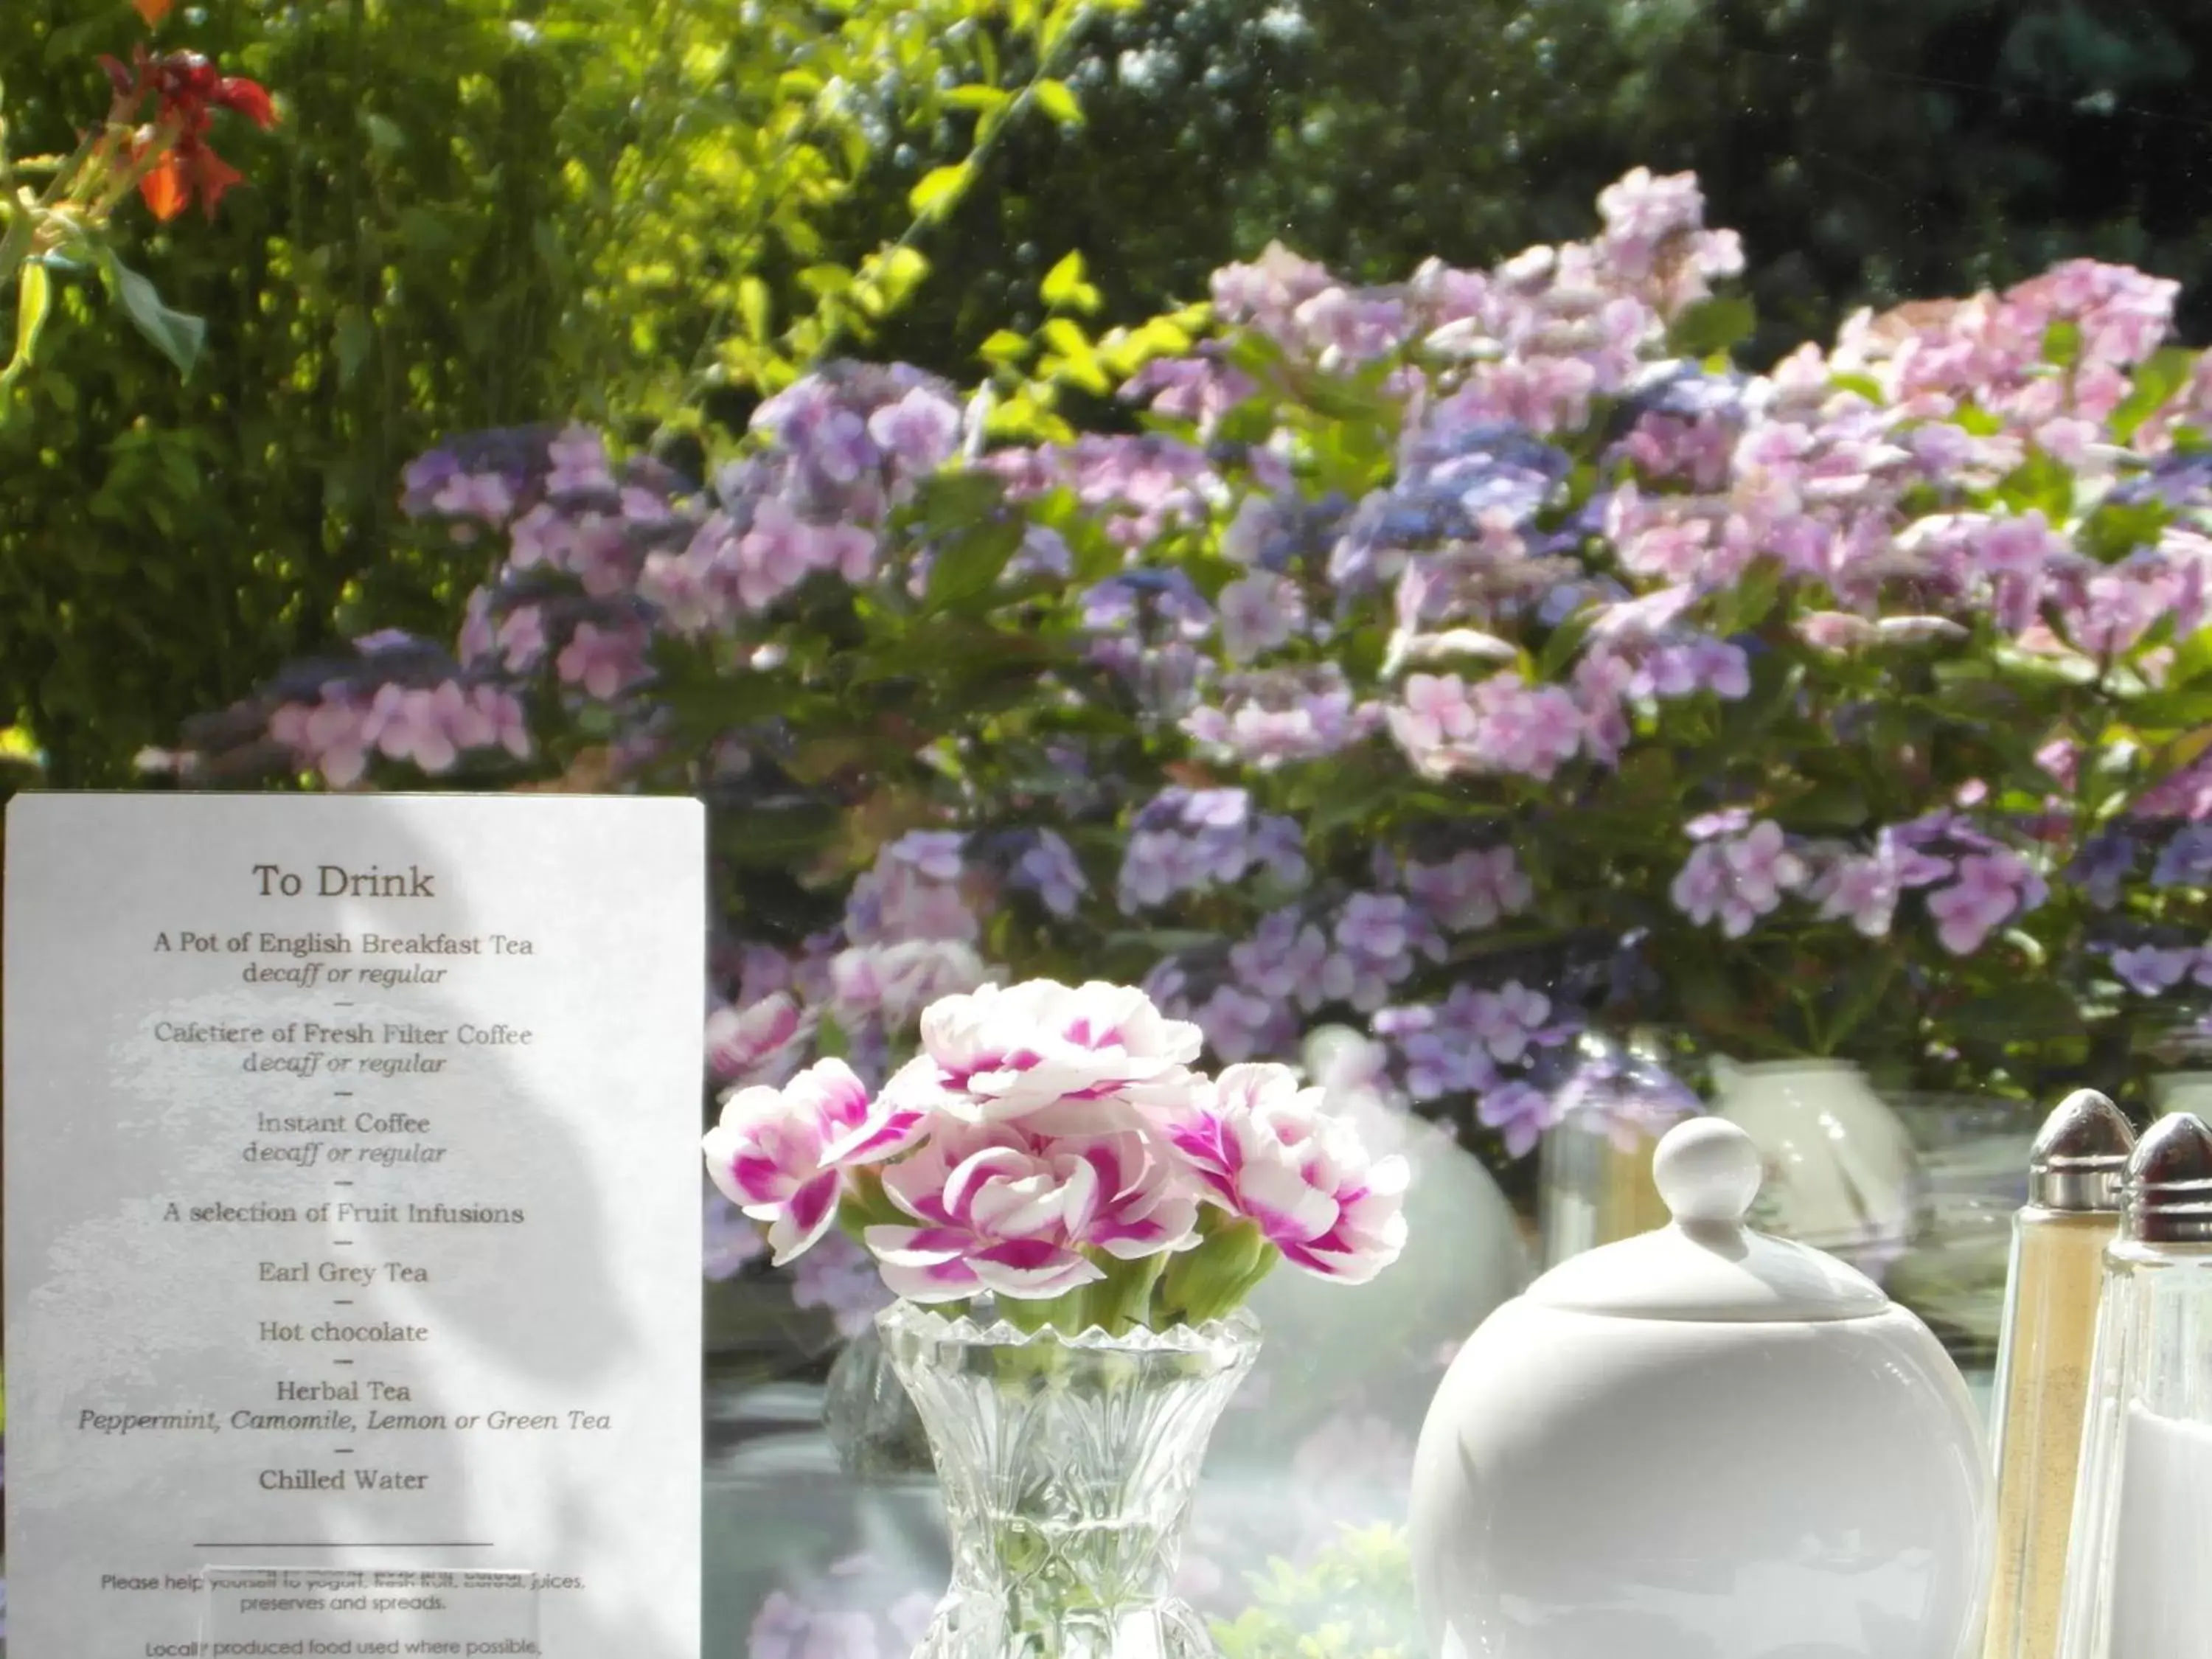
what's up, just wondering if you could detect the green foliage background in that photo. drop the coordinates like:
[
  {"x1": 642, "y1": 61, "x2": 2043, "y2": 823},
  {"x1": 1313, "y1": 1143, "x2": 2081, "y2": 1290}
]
[
  {"x1": 0, "y1": 0, "x2": 1104, "y2": 785},
  {"x1": 874, "y1": 0, "x2": 2212, "y2": 369},
  {"x1": 5, "y1": 0, "x2": 2212, "y2": 785}
]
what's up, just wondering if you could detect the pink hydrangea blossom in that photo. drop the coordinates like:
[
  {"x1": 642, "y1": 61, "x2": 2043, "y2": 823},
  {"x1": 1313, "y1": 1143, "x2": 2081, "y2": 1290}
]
[
  {"x1": 2110, "y1": 945, "x2": 2200, "y2": 998},
  {"x1": 790, "y1": 1228, "x2": 894, "y2": 1338},
  {"x1": 1403, "y1": 846, "x2": 1534, "y2": 931},
  {"x1": 1215, "y1": 573, "x2": 1304, "y2": 663},
  {"x1": 1388, "y1": 671, "x2": 1585, "y2": 780},
  {"x1": 1671, "y1": 821, "x2": 1806, "y2": 938},
  {"x1": 1926, "y1": 849, "x2": 2047, "y2": 956},
  {"x1": 1466, "y1": 981, "x2": 1552, "y2": 1063},
  {"x1": 1476, "y1": 1079, "x2": 1562, "y2": 1158},
  {"x1": 704, "y1": 1178, "x2": 768, "y2": 1280},
  {"x1": 555, "y1": 619, "x2": 650, "y2": 701},
  {"x1": 827, "y1": 939, "x2": 991, "y2": 1029},
  {"x1": 546, "y1": 426, "x2": 615, "y2": 495}
]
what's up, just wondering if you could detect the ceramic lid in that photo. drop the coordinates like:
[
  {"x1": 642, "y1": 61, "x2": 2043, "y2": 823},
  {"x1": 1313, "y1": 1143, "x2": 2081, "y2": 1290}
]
[{"x1": 1526, "y1": 1117, "x2": 1893, "y2": 1323}]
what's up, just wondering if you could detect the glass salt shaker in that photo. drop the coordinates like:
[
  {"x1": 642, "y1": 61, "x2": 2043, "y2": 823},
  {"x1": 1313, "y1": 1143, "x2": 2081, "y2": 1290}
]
[
  {"x1": 1981, "y1": 1089, "x2": 2133, "y2": 1659},
  {"x1": 1536, "y1": 1029, "x2": 1703, "y2": 1267},
  {"x1": 2056, "y1": 1111, "x2": 2212, "y2": 1659}
]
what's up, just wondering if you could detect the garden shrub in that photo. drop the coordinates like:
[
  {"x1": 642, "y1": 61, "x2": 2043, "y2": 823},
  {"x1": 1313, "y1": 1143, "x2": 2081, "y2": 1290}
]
[
  {"x1": 170, "y1": 170, "x2": 2212, "y2": 1158},
  {"x1": 0, "y1": 0, "x2": 1106, "y2": 783}
]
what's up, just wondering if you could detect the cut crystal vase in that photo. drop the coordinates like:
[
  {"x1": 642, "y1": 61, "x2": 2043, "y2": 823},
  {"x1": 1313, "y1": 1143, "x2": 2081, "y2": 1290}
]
[{"x1": 878, "y1": 1298, "x2": 1260, "y2": 1659}]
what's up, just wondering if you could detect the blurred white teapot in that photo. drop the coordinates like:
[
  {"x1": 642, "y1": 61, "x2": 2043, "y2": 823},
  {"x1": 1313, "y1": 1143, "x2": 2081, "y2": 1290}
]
[{"x1": 1408, "y1": 1116, "x2": 1989, "y2": 1659}]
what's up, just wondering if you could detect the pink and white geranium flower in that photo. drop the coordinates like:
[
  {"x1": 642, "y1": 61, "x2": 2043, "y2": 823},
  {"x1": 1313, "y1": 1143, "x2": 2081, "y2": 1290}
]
[
  {"x1": 703, "y1": 1058, "x2": 885, "y2": 1265},
  {"x1": 703, "y1": 978, "x2": 1408, "y2": 1322},
  {"x1": 1168, "y1": 1062, "x2": 1410, "y2": 1284},
  {"x1": 866, "y1": 1126, "x2": 1111, "y2": 1303},
  {"x1": 877, "y1": 978, "x2": 1204, "y2": 1127},
  {"x1": 866, "y1": 1124, "x2": 1200, "y2": 1304}
]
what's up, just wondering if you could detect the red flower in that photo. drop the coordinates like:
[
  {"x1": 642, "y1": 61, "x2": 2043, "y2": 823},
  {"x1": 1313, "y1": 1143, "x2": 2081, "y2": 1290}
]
[
  {"x1": 112, "y1": 49, "x2": 279, "y2": 222},
  {"x1": 138, "y1": 139, "x2": 245, "y2": 223},
  {"x1": 213, "y1": 77, "x2": 276, "y2": 130}
]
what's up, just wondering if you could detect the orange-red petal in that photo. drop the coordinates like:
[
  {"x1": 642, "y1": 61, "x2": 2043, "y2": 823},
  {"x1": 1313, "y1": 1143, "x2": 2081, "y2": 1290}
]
[
  {"x1": 215, "y1": 77, "x2": 276, "y2": 129},
  {"x1": 138, "y1": 151, "x2": 188, "y2": 221},
  {"x1": 132, "y1": 0, "x2": 173, "y2": 24},
  {"x1": 187, "y1": 145, "x2": 245, "y2": 218}
]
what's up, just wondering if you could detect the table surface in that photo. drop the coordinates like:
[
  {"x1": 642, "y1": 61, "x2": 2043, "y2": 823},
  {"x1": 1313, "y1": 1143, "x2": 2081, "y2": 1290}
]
[{"x1": 701, "y1": 1359, "x2": 2000, "y2": 1658}]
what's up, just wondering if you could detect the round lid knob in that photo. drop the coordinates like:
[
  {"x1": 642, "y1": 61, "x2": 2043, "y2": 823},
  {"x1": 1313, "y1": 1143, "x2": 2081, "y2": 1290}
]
[
  {"x1": 1524, "y1": 1113, "x2": 1891, "y2": 1323},
  {"x1": 1653, "y1": 1117, "x2": 1764, "y2": 1225}
]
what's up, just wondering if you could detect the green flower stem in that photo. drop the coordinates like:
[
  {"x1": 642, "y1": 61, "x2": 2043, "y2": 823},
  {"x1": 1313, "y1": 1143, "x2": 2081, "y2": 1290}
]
[
  {"x1": 1088, "y1": 1251, "x2": 1168, "y2": 1336},
  {"x1": 996, "y1": 1296, "x2": 1051, "y2": 1335},
  {"x1": 835, "y1": 1166, "x2": 908, "y2": 1245},
  {"x1": 1158, "y1": 1217, "x2": 1270, "y2": 1327}
]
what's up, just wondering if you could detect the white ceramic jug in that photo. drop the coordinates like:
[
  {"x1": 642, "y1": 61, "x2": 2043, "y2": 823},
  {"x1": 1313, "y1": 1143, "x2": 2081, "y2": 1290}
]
[
  {"x1": 1711, "y1": 1056, "x2": 1921, "y2": 1271},
  {"x1": 1408, "y1": 1117, "x2": 1991, "y2": 1659}
]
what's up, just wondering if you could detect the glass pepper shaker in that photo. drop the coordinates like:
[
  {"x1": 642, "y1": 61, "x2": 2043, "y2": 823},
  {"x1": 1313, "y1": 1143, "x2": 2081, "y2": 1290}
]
[
  {"x1": 2056, "y1": 1111, "x2": 2212, "y2": 1659},
  {"x1": 1981, "y1": 1089, "x2": 2134, "y2": 1659},
  {"x1": 1535, "y1": 1029, "x2": 1702, "y2": 1267}
]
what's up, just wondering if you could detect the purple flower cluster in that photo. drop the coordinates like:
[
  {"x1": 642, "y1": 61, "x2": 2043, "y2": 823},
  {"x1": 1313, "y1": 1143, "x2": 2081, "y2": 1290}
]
[
  {"x1": 1182, "y1": 664, "x2": 1385, "y2": 770},
  {"x1": 790, "y1": 1229, "x2": 895, "y2": 1340},
  {"x1": 990, "y1": 434, "x2": 1220, "y2": 550},
  {"x1": 1673, "y1": 815, "x2": 2049, "y2": 956},
  {"x1": 167, "y1": 163, "x2": 2212, "y2": 1194},
  {"x1": 1116, "y1": 787, "x2": 1307, "y2": 914},
  {"x1": 1371, "y1": 981, "x2": 1576, "y2": 1156},
  {"x1": 1147, "y1": 845, "x2": 1539, "y2": 1079},
  {"x1": 1388, "y1": 671, "x2": 1586, "y2": 781}
]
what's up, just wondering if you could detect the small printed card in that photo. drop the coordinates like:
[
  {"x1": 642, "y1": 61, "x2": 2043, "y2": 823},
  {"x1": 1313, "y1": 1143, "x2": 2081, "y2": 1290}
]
[{"x1": 4, "y1": 792, "x2": 706, "y2": 1658}]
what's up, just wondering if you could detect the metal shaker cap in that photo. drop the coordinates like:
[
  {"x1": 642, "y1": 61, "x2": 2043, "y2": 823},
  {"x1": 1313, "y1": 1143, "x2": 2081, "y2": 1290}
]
[
  {"x1": 2124, "y1": 1111, "x2": 2212, "y2": 1244},
  {"x1": 2028, "y1": 1089, "x2": 2136, "y2": 1211}
]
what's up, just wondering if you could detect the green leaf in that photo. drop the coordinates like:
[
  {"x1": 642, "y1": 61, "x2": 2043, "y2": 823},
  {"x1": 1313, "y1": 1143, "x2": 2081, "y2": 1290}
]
[
  {"x1": 798, "y1": 263, "x2": 854, "y2": 298},
  {"x1": 1665, "y1": 295, "x2": 1755, "y2": 360},
  {"x1": 979, "y1": 328, "x2": 1033, "y2": 366},
  {"x1": 713, "y1": 801, "x2": 844, "y2": 869},
  {"x1": 2110, "y1": 346, "x2": 2197, "y2": 442},
  {"x1": 361, "y1": 112, "x2": 406, "y2": 156},
  {"x1": 1997, "y1": 453, "x2": 2073, "y2": 521},
  {"x1": 925, "y1": 515, "x2": 1025, "y2": 611},
  {"x1": 946, "y1": 85, "x2": 1009, "y2": 113},
  {"x1": 2079, "y1": 497, "x2": 2169, "y2": 565},
  {"x1": 104, "y1": 256, "x2": 205, "y2": 378},
  {"x1": 737, "y1": 276, "x2": 772, "y2": 342},
  {"x1": 1032, "y1": 77, "x2": 1083, "y2": 126},
  {"x1": 1947, "y1": 978, "x2": 2083, "y2": 1043},
  {"x1": 2042, "y1": 319, "x2": 2081, "y2": 369},
  {"x1": 1785, "y1": 780, "x2": 1869, "y2": 830},
  {"x1": 1040, "y1": 249, "x2": 1101, "y2": 315},
  {"x1": 908, "y1": 163, "x2": 970, "y2": 218},
  {"x1": 333, "y1": 306, "x2": 372, "y2": 386},
  {"x1": 7, "y1": 260, "x2": 52, "y2": 380}
]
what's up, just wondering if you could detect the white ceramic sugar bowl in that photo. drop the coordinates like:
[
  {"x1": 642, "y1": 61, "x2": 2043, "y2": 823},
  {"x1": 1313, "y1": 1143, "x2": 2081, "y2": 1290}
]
[{"x1": 1408, "y1": 1117, "x2": 1990, "y2": 1659}]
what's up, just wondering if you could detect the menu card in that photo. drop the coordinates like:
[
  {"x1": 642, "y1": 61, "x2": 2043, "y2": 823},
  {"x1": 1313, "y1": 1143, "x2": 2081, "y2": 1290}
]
[{"x1": 4, "y1": 792, "x2": 706, "y2": 1658}]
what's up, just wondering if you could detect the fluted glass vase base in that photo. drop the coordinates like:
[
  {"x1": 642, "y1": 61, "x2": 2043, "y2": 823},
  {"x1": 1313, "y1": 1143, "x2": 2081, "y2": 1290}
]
[{"x1": 878, "y1": 1298, "x2": 1261, "y2": 1659}]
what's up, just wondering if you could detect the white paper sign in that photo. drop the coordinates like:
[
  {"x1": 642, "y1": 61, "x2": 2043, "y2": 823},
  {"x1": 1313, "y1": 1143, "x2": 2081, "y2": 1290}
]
[{"x1": 4, "y1": 791, "x2": 706, "y2": 1658}]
